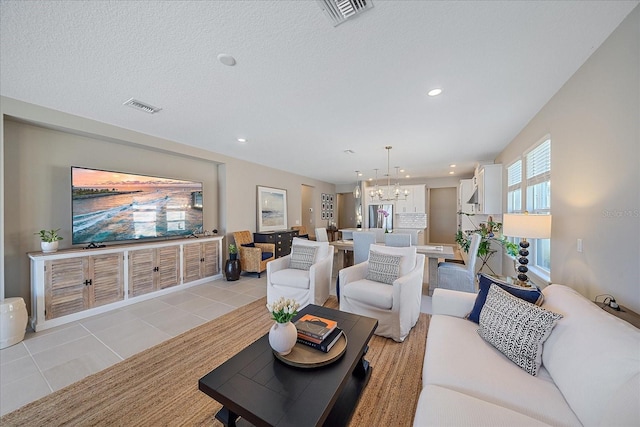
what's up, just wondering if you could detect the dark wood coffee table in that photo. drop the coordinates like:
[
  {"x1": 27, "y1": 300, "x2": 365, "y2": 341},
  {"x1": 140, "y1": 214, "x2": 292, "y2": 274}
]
[{"x1": 199, "y1": 304, "x2": 378, "y2": 427}]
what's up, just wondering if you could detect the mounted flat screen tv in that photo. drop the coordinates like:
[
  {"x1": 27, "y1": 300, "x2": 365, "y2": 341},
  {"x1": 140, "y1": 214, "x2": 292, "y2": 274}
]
[{"x1": 71, "y1": 166, "x2": 203, "y2": 245}]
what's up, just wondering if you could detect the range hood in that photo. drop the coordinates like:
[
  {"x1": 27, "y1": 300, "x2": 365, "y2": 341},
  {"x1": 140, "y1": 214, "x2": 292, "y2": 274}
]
[{"x1": 467, "y1": 188, "x2": 479, "y2": 204}]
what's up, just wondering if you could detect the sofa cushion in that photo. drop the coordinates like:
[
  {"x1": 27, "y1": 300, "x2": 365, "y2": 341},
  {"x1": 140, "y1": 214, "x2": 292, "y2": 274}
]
[
  {"x1": 289, "y1": 245, "x2": 317, "y2": 270},
  {"x1": 369, "y1": 245, "x2": 417, "y2": 277},
  {"x1": 269, "y1": 268, "x2": 310, "y2": 289},
  {"x1": 541, "y1": 284, "x2": 640, "y2": 426},
  {"x1": 413, "y1": 385, "x2": 553, "y2": 427},
  {"x1": 241, "y1": 242, "x2": 255, "y2": 248},
  {"x1": 261, "y1": 252, "x2": 273, "y2": 261},
  {"x1": 366, "y1": 251, "x2": 401, "y2": 284},
  {"x1": 341, "y1": 278, "x2": 393, "y2": 309},
  {"x1": 423, "y1": 314, "x2": 582, "y2": 426},
  {"x1": 467, "y1": 273, "x2": 543, "y2": 323},
  {"x1": 478, "y1": 285, "x2": 562, "y2": 376}
]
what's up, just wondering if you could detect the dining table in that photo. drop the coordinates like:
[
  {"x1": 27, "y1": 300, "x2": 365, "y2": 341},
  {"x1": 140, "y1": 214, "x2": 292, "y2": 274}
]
[{"x1": 329, "y1": 240, "x2": 455, "y2": 292}]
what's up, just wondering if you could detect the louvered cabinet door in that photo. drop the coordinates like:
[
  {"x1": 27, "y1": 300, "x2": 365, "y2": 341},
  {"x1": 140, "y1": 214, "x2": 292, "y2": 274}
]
[
  {"x1": 182, "y1": 242, "x2": 202, "y2": 283},
  {"x1": 89, "y1": 253, "x2": 124, "y2": 308},
  {"x1": 45, "y1": 258, "x2": 89, "y2": 320},
  {"x1": 128, "y1": 249, "x2": 156, "y2": 297},
  {"x1": 202, "y1": 241, "x2": 220, "y2": 278},
  {"x1": 157, "y1": 246, "x2": 180, "y2": 290}
]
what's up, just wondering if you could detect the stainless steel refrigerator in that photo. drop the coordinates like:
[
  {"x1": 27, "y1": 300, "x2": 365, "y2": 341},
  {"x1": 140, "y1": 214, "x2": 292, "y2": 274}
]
[{"x1": 369, "y1": 204, "x2": 393, "y2": 230}]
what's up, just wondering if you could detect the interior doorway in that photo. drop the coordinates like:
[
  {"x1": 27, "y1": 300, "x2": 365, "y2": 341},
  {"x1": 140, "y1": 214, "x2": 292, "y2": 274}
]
[
  {"x1": 428, "y1": 187, "x2": 457, "y2": 244},
  {"x1": 301, "y1": 184, "x2": 314, "y2": 236},
  {"x1": 337, "y1": 193, "x2": 357, "y2": 229}
]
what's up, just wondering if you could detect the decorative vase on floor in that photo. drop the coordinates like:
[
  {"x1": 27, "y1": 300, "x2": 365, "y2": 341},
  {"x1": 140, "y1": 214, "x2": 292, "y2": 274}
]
[{"x1": 268, "y1": 321, "x2": 297, "y2": 356}]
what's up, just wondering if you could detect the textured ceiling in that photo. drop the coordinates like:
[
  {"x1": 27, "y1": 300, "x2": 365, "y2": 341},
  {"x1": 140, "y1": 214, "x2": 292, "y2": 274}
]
[{"x1": 1, "y1": 1, "x2": 637, "y2": 185}]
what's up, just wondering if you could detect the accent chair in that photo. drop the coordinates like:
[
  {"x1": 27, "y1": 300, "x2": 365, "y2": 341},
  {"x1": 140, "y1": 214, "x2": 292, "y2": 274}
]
[
  {"x1": 339, "y1": 245, "x2": 425, "y2": 342},
  {"x1": 232, "y1": 230, "x2": 275, "y2": 278},
  {"x1": 267, "y1": 238, "x2": 333, "y2": 308}
]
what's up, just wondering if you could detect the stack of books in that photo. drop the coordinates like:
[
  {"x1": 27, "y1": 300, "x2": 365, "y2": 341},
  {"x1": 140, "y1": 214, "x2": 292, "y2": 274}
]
[{"x1": 295, "y1": 314, "x2": 344, "y2": 353}]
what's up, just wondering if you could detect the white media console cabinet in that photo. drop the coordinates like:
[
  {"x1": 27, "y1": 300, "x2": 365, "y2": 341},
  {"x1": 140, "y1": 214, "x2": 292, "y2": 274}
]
[{"x1": 28, "y1": 236, "x2": 223, "y2": 331}]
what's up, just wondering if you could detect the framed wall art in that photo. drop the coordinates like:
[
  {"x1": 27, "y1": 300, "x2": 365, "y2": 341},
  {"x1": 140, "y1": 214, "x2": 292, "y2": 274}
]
[{"x1": 257, "y1": 186, "x2": 288, "y2": 232}]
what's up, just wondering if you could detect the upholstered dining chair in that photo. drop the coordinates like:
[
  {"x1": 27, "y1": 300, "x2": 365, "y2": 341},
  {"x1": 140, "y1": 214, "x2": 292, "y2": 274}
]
[
  {"x1": 267, "y1": 238, "x2": 333, "y2": 308},
  {"x1": 394, "y1": 229, "x2": 419, "y2": 245},
  {"x1": 315, "y1": 228, "x2": 329, "y2": 242},
  {"x1": 232, "y1": 230, "x2": 275, "y2": 278},
  {"x1": 371, "y1": 228, "x2": 386, "y2": 243},
  {"x1": 437, "y1": 232, "x2": 482, "y2": 293},
  {"x1": 353, "y1": 232, "x2": 376, "y2": 264},
  {"x1": 384, "y1": 233, "x2": 411, "y2": 247},
  {"x1": 339, "y1": 245, "x2": 425, "y2": 342}
]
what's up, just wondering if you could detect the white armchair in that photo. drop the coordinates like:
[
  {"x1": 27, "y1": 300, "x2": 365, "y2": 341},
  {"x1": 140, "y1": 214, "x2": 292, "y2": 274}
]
[
  {"x1": 339, "y1": 245, "x2": 425, "y2": 342},
  {"x1": 267, "y1": 238, "x2": 333, "y2": 308}
]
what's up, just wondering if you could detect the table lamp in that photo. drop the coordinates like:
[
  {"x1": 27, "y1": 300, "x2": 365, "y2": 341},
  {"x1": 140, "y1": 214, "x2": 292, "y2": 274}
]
[{"x1": 502, "y1": 212, "x2": 552, "y2": 286}]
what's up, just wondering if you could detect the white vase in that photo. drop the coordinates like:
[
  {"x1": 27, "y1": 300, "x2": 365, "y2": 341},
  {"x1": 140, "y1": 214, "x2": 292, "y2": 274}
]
[
  {"x1": 41, "y1": 241, "x2": 59, "y2": 253},
  {"x1": 268, "y1": 321, "x2": 297, "y2": 356}
]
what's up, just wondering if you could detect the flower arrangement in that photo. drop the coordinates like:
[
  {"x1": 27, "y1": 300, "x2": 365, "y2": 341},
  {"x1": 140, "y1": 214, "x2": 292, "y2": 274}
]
[
  {"x1": 377, "y1": 208, "x2": 389, "y2": 218},
  {"x1": 266, "y1": 297, "x2": 300, "y2": 324}
]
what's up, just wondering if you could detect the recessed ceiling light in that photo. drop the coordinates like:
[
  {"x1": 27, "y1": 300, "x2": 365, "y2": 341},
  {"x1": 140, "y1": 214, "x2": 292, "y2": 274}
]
[
  {"x1": 237, "y1": 138, "x2": 247, "y2": 144},
  {"x1": 218, "y1": 54, "x2": 236, "y2": 66},
  {"x1": 450, "y1": 164, "x2": 456, "y2": 168},
  {"x1": 357, "y1": 172, "x2": 363, "y2": 176},
  {"x1": 428, "y1": 88, "x2": 443, "y2": 97},
  {"x1": 449, "y1": 171, "x2": 455, "y2": 175},
  {"x1": 405, "y1": 175, "x2": 411, "y2": 179}
]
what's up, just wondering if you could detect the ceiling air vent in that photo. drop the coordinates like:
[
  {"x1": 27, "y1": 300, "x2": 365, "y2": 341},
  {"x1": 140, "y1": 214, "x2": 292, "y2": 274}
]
[
  {"x1": 123, "y1": 98, "x2": 162, "y2": 114},
  {"x1": 317, "y1": 0, "x2": 373, "y2": 27}
]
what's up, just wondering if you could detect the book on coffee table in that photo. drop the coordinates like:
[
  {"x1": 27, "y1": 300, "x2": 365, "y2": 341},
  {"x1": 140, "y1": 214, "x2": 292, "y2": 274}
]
[
  {"x1": 295, "y1": 314, "x2": 337, "y2": 341},
  {"x1": 297, "y1": 327, "x2": 344, "y2": 353}
]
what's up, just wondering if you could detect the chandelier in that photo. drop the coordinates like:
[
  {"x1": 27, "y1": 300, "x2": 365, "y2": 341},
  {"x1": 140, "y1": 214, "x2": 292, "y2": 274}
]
[
  {"x1": 369, "y1": 146, "x2": 410, "y2": 202},
  {"x1": 352, "y1": 170, "x2": 361, "y2": 199}
]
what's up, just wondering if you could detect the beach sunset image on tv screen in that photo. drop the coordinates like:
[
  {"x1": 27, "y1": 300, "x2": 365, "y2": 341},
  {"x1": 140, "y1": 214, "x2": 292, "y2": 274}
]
[{"x1": 72, "y1": 167, "x2": 203, "y2": 244}]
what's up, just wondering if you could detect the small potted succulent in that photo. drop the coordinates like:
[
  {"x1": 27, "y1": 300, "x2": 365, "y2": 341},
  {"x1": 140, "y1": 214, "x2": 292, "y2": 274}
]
[{"x1": 35, "y1": 228, "x2": 63, "y2": 253}]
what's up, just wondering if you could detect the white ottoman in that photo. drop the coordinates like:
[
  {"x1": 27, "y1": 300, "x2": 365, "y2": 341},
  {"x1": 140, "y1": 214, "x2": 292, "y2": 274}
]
[{"x1": 0, "y1": 297, "x2": 28, "y2": 349}]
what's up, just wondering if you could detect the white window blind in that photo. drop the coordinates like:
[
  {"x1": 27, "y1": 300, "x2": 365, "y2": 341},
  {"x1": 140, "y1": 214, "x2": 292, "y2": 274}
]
[
  {"x1": 507, "y1": 160, "x2": 522, "y2": 213},
  {"x1": 526, "y1": 139, "x2": 551, "y2": 186}
]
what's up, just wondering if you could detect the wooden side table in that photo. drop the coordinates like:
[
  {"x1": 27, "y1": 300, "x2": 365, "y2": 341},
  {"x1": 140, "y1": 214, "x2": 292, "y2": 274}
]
[{"x1": 595, "y1": 302, "x2": 640, "y2": 329}]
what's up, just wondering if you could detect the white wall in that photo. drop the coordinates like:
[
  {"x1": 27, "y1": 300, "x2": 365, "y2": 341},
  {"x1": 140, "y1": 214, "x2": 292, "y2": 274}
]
[
  {"x1": 496, "y1": 6, "x2": 640, "y2": 312},
  {"x1": 1, "y1": 97, "x2": 335, "y2": 309}
]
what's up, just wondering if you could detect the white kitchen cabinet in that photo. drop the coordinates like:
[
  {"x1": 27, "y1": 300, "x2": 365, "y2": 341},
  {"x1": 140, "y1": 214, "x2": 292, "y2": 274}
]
[
  {"x1": 395, "y1": 184, "x2": 426, "y2": 213},
  {"x1": 473, "y1": 164, "x2": 503, "y2": 214}
]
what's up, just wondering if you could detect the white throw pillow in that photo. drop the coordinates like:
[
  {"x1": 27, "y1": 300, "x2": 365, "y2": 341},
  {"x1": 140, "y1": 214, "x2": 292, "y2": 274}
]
[
  {"x1": 289, "y1": 245, "x2": 317, "y2": 270},
  {"x1": 369, "y1": 245, "x2": 416, "y2": 276},
  {"x1": 478, "y1": 284, "x2": 563, "y2": 376}
]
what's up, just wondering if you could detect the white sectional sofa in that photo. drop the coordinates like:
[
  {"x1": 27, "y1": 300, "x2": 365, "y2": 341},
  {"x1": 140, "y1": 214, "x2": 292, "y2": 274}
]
[{"x1": 414, "y1": 284, "x2": 640, "y2": 426}]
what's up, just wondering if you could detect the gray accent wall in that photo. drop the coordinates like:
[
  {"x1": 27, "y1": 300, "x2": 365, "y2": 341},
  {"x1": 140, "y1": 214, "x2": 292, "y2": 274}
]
[
  {"x1": 1, "y1": 98, "x2": 335, "y2": 309},
  {"x1": 496, "y1": 6, "x2": 639, "y2": 312}
]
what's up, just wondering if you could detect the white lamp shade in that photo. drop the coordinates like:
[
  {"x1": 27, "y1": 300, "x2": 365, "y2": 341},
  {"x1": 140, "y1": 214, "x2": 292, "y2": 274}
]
[{"x1": 502, "y1": 213, "x2": 552, "y2": 239}]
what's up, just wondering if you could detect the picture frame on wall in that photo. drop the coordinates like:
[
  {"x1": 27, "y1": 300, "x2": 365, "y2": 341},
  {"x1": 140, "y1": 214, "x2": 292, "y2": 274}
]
[{"x1": 257, "y1": 186, "x2": 288, "y2": 232}]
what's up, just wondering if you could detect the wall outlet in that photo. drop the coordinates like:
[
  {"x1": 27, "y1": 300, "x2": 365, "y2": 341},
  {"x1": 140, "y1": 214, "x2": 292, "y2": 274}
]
[{"x1": 577, "y1": 238, "x2": 583, "y2": 253}]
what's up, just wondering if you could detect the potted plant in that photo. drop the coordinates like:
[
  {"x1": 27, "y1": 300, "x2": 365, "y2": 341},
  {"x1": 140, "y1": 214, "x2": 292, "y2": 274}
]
[
  {"x1": 456, "y1": 214, "x2": 519, "y2": 275},
  {"x1": 228, "y1": 243, "x2": 238, "y2": 260},
  {"x1": 35, "y1": 228, "x2": 63, "y2": 253}
]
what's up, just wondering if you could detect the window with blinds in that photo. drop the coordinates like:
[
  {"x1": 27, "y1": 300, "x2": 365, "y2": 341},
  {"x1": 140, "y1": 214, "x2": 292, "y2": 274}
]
[{"x1": 506, "y1": 137, "x2": 551, "y2": 275}]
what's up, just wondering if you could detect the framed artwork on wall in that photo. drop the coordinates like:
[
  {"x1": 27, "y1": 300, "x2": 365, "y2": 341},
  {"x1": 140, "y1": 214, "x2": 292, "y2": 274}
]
[{"x1": 257, "y1": 186, "x2": 288, "y2": 232}]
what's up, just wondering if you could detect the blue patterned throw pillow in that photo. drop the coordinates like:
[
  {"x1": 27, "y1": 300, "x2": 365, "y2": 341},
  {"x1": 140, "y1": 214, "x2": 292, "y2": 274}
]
[
  {"x1": 366, "y1": 251, "x2": 402, "y2": 285},
  {"x1": 478, "y1": 284, "x2": 563, "y2": 376},
  {"x1": 467, "y1": 273, "x2": 544, "y2": 324}
]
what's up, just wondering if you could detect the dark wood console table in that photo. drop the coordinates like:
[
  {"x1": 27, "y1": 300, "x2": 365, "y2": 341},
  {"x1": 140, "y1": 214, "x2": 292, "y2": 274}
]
[
  {"x1": 199, "y1": 305, "x2": 378, "y2": 427},
  {"x1": 254, "y1": 230, "x2": 299, "y2": 258}
]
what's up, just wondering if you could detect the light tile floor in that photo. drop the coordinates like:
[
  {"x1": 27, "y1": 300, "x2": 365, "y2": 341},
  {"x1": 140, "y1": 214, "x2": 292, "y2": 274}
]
[{"x1": 1, "y1": 266, "x2": 433, "y2": 416}]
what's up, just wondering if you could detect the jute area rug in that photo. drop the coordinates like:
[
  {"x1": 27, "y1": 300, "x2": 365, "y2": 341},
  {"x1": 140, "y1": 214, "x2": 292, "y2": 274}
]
[{"x1": 2, "y1": 296, "x2": 430, "y2": 426}]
